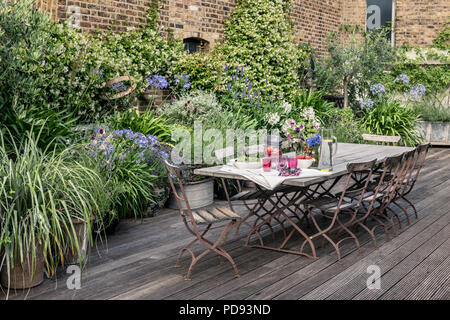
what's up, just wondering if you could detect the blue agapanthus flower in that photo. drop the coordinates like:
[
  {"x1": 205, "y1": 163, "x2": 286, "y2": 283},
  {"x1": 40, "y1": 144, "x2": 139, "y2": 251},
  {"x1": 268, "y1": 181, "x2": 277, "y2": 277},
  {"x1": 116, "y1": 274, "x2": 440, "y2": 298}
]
[
  {"x1": 359, "y1": 98, "x2": 374, "y2": 110},
  {"x1": 370, "y1": 83, "x2": 386, "y2": 96},
  {"x1": 146, "y1": 75, "x2": 168, "y2": 89},
  {"x1": 306, "y1": 133, "x2": 322, "y2": 147},
  {"x1": 394, "y1": 74, "x2": 409, "y2": 84},
  {"x1": 408, "y1": 83, "x2": 426, "y2": 100},
  {"x1": 175, "y1": 73, "x2": 191, "y2": 90},
  {"x1": 111, "y1": 81, "x2": 127, "y2": 92}
]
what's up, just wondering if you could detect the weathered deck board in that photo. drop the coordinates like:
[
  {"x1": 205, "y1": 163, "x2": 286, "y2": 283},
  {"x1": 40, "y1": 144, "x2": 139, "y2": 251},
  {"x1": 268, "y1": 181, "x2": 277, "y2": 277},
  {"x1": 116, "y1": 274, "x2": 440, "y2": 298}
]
[{"x1": 2, "y1": 147, "x2": 449, "y2": 300}]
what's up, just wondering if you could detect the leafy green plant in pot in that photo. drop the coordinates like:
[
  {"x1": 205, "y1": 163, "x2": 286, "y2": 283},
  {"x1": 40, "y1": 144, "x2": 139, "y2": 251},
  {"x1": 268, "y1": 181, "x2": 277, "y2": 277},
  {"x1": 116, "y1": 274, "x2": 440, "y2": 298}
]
[
  {"x1": 0, "y1": 131, "x2": 105, "y2": 294},
  {"x1": 86, "y1": 126, "x2": 171, "y2": 228}
]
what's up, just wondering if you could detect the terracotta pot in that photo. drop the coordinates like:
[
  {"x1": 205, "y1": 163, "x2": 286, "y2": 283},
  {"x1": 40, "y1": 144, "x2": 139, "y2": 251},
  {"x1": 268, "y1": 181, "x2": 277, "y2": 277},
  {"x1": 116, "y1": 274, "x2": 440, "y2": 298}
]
[{"x1": 1, "y1": 246, "x2": 44, "y2": 289}]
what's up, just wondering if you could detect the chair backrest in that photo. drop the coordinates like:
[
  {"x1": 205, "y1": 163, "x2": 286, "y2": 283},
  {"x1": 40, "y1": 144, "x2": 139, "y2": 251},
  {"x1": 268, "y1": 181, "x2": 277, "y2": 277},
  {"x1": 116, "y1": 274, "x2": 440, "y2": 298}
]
[
  {"x1": 362, "y1": 134, "x2": 401, "y2": 145},
  {"x1": 332, "y1": 159, "x2": 377, "y2": 220},
  {"x1": 375, "y1": 152, "x2": 409, "y2": 209},
  {"x1": 244, "y1": 144, "x2": 266, "y2": 157},
  {"x1": 164, "y1": 160, "x2": 193, "y2": 217},
  {"x1": 403, "y1": 143, "x2": 430, "y2": 195},
  {"x1": 214, "y1": 146, "x2": 235, "y2": 165}
]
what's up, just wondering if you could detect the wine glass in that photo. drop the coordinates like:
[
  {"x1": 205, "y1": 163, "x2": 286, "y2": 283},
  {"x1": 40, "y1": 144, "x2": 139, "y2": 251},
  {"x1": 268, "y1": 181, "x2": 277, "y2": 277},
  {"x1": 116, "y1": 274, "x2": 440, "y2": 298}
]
[{"x1": 278, "y1": 156, "x2": 288, "y2": 172}]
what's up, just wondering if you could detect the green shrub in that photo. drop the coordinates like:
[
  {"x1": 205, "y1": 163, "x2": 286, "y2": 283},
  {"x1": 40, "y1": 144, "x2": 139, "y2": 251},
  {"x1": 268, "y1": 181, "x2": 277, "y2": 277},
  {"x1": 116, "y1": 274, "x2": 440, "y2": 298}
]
[
  {"x1": 174, "y1": 51, "x2": 226, "y2": 92},
  {"x1": 291, "y1": 90, "x2": 336, "y2": 123},
  {"x1": 215, "y1": 0, "x2": 307, "y2": 98},
  {"x1": 0, "y1": 130, "x2": 108, "y2": 287},
  {"x1": 0, "y1": 0, "x2": 185, "y2": 150},
  {"x1": 160, "y1": 91, "x2": 222, "y2": 128},
  {"x1": 361, "y1": 98, "x2": 423, "y2": 146},
  {"x1": 107, "y1": 109, "x2": 173, "y2": 143},
  {"x1": 86, "y1": 126, "x2": 170, "y2": 219},
  {"x1": 410, "y1": 92, "x2": 450, "y2": 122},
  {"x1": 321, "y1": 107, "x2": 366, "y2": 144}
]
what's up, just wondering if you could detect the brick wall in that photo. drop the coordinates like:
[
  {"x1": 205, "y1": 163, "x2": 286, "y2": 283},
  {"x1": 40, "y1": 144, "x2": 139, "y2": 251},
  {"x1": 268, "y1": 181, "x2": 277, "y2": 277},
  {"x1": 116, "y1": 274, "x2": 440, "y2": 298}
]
[
  {"x1": 39, "y1": 0, "x2": 448, "y2": 49},
  {"x1": 341, "y1": 0, "x2": 449, "y2": 47},
  {"x1": 292, "y1": 0, "x2": 343, "y2": 54},
  {"x1": 41, "y1": 0, "x2": 344, "y2": 52},
  {"x1": 395, "y1": 0, "x2": 449, "y2": 47}
]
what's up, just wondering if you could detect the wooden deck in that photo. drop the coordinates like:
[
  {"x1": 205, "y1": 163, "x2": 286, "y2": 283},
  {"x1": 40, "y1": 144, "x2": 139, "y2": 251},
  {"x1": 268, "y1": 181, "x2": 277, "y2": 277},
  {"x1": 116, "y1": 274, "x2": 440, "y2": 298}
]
[{"x1": 3, "y1": 148, "x2": 450, "y2": 300}]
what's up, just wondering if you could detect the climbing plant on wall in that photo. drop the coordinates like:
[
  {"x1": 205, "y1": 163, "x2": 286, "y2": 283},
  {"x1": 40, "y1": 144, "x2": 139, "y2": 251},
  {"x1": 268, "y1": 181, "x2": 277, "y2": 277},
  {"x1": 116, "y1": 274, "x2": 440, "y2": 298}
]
[{"x1": 215, "y1": 0, "x2": 307, "y2": 99}]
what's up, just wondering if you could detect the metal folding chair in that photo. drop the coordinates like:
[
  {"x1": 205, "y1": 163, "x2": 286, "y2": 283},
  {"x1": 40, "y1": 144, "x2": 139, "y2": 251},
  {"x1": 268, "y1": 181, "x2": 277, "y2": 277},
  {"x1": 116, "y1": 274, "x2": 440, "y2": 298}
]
[
  {"x1": 392, "y1": 143, "x2": 430, "y2": 224},
  {"x1": 214, "y1": 146, "x2": 282, "y2": 237},
  {"x1": 164, "y1": 161, "x2": 241, "y2": 280},
  {"x1": 302, "y1": 159, "x2": 377, "y2": 263},
  {"x1": 358, "y1": 153, "x2": 405, "y2": 246}
]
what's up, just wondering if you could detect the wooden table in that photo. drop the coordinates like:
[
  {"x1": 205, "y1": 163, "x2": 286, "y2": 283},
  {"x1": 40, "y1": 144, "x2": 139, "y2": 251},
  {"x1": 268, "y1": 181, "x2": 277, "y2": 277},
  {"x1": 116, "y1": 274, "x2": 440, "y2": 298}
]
[{"x1": 195, "y1": 143, "x2": 414, "y2": 257}]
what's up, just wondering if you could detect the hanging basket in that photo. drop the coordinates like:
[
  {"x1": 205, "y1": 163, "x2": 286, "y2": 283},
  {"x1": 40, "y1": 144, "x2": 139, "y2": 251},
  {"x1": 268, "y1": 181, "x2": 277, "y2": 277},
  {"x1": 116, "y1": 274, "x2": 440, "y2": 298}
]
[{"x1": 104, "y1": 75, "x2": 137, "y2": 100}]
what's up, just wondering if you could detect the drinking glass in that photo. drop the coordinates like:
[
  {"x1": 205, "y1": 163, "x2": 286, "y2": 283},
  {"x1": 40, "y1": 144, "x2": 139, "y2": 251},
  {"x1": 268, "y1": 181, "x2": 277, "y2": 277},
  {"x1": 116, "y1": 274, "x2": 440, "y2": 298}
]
[
  {"x1": 288, "y1": 157, "x2": 298, "y2": 170},
  {"x1": 262, "y1": 157, "x2": 272, "y2": 172},
  {"x1": 277, "y1": 156, "x2": 288, "y2": 171}
]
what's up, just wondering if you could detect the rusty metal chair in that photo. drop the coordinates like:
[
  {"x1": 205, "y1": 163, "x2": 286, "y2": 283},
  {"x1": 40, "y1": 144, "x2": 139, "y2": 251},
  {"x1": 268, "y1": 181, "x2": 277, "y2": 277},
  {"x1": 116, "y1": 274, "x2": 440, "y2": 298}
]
[
  {"x1": 358, "y1": 153, "x2": 406, "y2": 246},
  {"x1": 301, "y1": 159, "x2": 377, "y2": 263},
  {"x1": 392, "y1": 143, "x2": 430, "y2": 225},
  {"x1": 214, "y1": 146, "x2": 282, "y2": 237},
  {"x1": 164, "y1": 160, "x2": 241, "y2": 280}
]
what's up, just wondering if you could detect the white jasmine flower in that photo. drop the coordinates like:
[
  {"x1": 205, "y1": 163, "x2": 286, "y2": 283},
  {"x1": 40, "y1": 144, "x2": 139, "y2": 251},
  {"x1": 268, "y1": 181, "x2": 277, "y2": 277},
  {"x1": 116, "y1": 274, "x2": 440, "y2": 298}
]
[{"x1": 267, "y1": 112, "x2": 281, "y2": 126}]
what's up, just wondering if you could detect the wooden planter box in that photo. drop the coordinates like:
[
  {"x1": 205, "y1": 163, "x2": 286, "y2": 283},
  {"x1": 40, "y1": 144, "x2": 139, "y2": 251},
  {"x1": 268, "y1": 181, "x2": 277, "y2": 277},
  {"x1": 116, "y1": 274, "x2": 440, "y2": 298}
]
[{"x1": 417, "y1": 121, "x2": 450, "y2": 146}]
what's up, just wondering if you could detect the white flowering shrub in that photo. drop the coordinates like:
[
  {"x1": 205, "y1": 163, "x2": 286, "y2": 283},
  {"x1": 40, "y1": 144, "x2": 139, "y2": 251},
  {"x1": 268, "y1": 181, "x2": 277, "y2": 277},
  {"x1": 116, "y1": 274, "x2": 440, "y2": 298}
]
[
  {"x1": 216, "y1": 0, "x2": 307, "y2": 98},
  {"x1": 0, "y1": 0, "x2": 185, "y2": 148}
]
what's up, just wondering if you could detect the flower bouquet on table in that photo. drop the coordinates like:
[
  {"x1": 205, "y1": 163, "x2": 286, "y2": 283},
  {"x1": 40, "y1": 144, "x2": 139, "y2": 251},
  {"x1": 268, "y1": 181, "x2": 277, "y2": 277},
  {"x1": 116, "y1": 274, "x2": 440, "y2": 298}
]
[{"x1": 281, "y1": 107, "x2": 321, "y2": 167}]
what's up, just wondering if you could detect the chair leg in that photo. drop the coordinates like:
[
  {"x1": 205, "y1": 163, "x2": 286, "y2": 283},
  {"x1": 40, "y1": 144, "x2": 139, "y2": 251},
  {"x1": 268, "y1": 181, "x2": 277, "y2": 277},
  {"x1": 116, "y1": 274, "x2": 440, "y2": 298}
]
[
  {"x1": 176, "y1": 238, "x2": 198, "y2": 267},
  {"x1": 357, "y1": 222, "x2": 378, "y2": 249},
  {"x1": 183, "y1": 221, "x2": 239, "y2": 280},
  {"x1": 402, "y1": 196, "x2": 419, "y2": 220},
  {"x1": 392, "y1": 200, "x2": 410, "y2": 227},
  {"x1": 211, "y1": 221, "x2": 240, "y2": 278}
]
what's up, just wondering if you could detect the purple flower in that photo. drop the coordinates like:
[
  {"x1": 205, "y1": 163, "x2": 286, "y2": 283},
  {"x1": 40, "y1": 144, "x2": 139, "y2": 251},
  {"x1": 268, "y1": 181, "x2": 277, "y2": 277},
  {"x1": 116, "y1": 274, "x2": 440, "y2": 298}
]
[
  {"x1": 193, "y1": 107, "x2": 198, "y2": 113},
  {"x1": 395, "y1": 74, "x2": 409, "y2": 84},
  {"x1": 408, "y1": 84, "x2": 426, "y2": 100},
  {"x1": 224, "y1": 63, "x2": 228, "y2": 72},
  {"x1": 111, "y1": 81, "x2": 126, "y2": 92},
  {"x1": 175, "y1": 73, "x2": 191, "y2": 90},
  {"x1": 146, "y1": 75, "x2": 168, "y2": 89},
  {"x1": 359, "y1": 98, "x2": 374, "y2": 110},
  {"x1": 370, "y1": 83, "x2": 385, "y2": 95}
]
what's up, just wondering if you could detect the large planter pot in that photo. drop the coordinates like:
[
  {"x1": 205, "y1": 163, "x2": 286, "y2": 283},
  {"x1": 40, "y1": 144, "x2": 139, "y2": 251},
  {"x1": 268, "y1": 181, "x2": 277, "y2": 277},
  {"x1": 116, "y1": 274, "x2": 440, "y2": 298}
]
[
  {"x1": 146, "y1": 187, "x2": 169, "y2": 217},
  {"x1": 1, "y1": 247, "x2": 44, "y2": 290},
  {"x1": 168, "y1": 179, "x2": 214, "y2": 210},
  {"x1": 63, "y1": 219, "x2": 89, "y2": 266},
  {"x1": 417, "y1": 121, "x2": 450, "y2": 146}
]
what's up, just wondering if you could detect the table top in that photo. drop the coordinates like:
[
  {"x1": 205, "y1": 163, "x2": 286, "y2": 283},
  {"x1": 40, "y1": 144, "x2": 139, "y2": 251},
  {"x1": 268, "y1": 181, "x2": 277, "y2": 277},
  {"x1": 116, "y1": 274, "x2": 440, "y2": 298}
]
[{"x1": 194, "y1": 143, "x2": 414, "y2": 187}]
